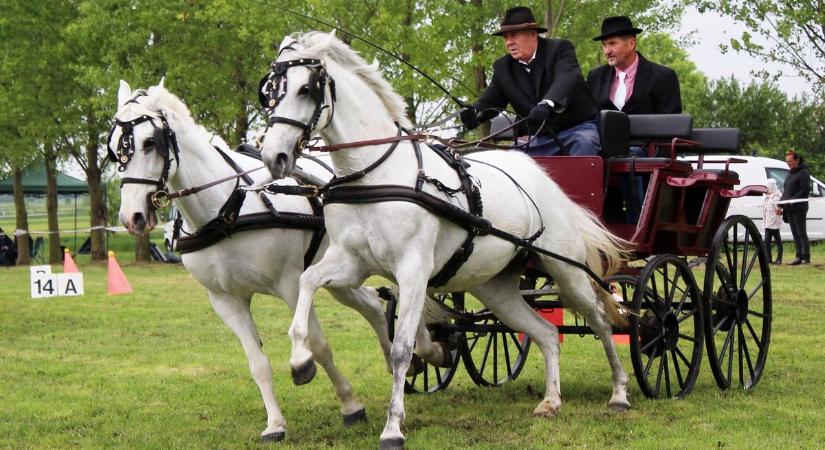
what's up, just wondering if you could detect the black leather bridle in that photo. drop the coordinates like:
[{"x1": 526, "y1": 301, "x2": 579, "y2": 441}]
[
  {"x1": 107, "y1": 93, "x2": 180, "y2": 209},
  {"x1": 259, "y1": 56, "x2": 336, "y2": 153}
]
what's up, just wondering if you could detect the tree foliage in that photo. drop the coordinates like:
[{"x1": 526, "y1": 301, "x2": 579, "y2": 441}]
[{"x1": 692, "y1": 0, "x2": 825, "y2": 91}]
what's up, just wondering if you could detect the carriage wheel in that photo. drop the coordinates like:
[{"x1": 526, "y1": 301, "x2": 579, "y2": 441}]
[
  {"x1": 629, "y1": 255, "x2": 704, "y2": 399},
  {"x1": 703, "y1": 215, "x2": 772, "y2": 391},
  {"x1": 384, "y1": 292, "x2": 462, "y2": 394},
  {"x1": 460, "y1": 304, "x2": 531, "y2": 388}
]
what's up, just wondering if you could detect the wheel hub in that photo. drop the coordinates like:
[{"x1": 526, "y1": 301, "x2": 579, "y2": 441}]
[
  {"x1": 662, "y1": 312, "x2": 680, "y2": 350},
  {"x1": 735, "y1": 288, "x2": 749, "y2": 324}
]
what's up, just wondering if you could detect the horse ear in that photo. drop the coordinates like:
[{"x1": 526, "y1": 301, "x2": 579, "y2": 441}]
[
  {"x1": 117, "y1": 80, "x2": 132, "y2": 109},
  {"x1": 157, "y1": 76, "x2": 166, "y2": 90}
]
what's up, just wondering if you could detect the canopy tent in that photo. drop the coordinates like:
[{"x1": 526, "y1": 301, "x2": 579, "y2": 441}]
[{"x1": 0, "y1": 163, "x2": 89, "y2": 194}]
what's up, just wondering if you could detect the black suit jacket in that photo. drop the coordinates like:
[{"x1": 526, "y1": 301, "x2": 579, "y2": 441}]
[
  {"x1": 586, "y1": 52, "x2": 682, "y2": 114},
  {"x1": 473, "y1": 37, "x2": 598, "y2": 134}
]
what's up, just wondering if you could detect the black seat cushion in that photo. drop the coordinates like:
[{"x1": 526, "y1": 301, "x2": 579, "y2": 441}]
[
  {"x1": 599, "y1": 110, "x2": 630, "y2": 157},
  {"x1": 488, "y1": 116, "x2": 517, "y2": 142}
]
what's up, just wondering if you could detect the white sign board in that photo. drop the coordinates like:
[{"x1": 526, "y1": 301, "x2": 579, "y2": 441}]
[{"x1": 30, "y1": 265, "x2": 84, "y2": 298}]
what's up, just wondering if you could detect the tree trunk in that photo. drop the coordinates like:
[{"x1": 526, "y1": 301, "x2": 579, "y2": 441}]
[
  {"x1": 84, "y1": 132, "x2": 108, "y2": 260},
  {"x1": 134, "y1": 232, "x2": 151, "y2": 262},
  {"x1": 471, "y1": 0, "x2": 491, "y2": 137},
  {"x1": 13, "y1": 170, "x2": 31, "y2": 265},
  {"x1": 44, "y1": 151, "x2": 62, "y2": 264}
]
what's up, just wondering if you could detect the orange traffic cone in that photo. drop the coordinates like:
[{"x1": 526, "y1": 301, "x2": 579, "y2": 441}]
[
  {"x1": 63, "y1": 248, "x2": 79, "y2": 273},
  {"x1": 107, "y1": 251, "x2": 133, "y2": 295}
]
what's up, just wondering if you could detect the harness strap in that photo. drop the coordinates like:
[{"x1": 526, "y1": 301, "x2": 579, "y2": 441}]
[
  {"x1": 321, "y1": 125, "x2": 404, "y2": 190},
  {"x1": 323, "y1": 184, "x2": 610, "y2": 292}
]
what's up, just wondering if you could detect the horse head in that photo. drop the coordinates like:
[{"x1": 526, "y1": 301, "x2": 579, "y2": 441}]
[
  {"x1": 108, "y1": 79, "x2": 181, "y2": 235},
  {"x1": 259, "y1": 34, "x2": 339, "y2": 180}
]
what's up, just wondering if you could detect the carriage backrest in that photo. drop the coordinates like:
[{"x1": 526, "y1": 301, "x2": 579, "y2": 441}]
[
  {"x1": 599, "y1": 110, "x2": 630, "y2": 157},
  {"x1": 628, "y1": 114, "x2": 693, "y2": 141},
  {"x1": 687, "y1": 128, "x2": 742, "y2": 154}
]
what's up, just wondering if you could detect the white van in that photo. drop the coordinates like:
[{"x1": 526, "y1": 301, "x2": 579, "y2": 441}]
[{"x1": 680, "y1": 155, "x2": 825, "y2": 241}]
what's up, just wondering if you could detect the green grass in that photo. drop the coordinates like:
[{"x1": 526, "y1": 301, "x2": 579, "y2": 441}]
[{"x1": 1, "y1": 244, "x2": 824, "y2": 449}]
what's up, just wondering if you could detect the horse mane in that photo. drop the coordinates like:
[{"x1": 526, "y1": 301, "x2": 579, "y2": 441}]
[
  {"x1": 144, "y1": 84, "x2": 229, "y2": 150},
  {"x1": 287, "y1": 32, "x2": 412, "y2": 128}
]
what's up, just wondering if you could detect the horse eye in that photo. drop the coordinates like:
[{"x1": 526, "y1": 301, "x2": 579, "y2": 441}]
[
  {"x1": 297, "y1": 85, "x2": 310, "y2": 96},
  {"x1": 143, "y1": 138, "x2": 155, "y2": 149}
]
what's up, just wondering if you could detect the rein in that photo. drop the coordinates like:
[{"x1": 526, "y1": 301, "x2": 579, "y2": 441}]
[{"x1": 149, "y1": 166, "x2": 268, "y2": 209}]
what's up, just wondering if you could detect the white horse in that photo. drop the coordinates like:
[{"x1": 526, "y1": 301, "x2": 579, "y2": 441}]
[
  {"x1": 110, "y1": 80, "x2": 399, "y2": 441},
  {"x1": 260, "y1": 32, "x2": 631, "y2": 449}
]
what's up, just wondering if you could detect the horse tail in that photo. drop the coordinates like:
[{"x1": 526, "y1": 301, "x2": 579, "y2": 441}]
[{"x1": 567, "y1": 200, "x2": 630, "y2": 328}]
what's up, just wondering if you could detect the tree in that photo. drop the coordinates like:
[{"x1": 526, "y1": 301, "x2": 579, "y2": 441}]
[{"x1": 691, "y1": 0, "x2": 825, "y2": 91}]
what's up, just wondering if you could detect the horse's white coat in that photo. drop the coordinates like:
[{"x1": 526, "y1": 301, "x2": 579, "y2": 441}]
[
  {"x1": 112, "y1": 80, "x2": 396, "y2": 439},
  {"x1": 261, "y1": 32, "x2": 632, "y2": 447}
]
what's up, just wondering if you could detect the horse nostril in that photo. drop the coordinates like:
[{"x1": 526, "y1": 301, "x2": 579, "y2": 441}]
[
  {"x1": 276, "y1": 152, "x2": 289, "y2": 167},
  {"x1": 132, "y1": 212, "x2": 146, "y2": 231}
]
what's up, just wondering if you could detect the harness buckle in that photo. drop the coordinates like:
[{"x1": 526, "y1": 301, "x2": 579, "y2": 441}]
[
  {"x1": 150, "y1": 190, "x2": 170, "y2": 209},
  {"x1": 304, "y1": 185, "x2": 320, "y2": 198}
]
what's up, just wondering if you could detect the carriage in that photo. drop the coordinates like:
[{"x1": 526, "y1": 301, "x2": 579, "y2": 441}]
[{"x1": 385, "y1": 111, "x2": 772, "y2": 400}]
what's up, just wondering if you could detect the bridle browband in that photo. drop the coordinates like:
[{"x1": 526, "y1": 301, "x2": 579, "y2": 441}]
[{"x1": 259, "y1": 55, "x2": 336, "y2": 154}]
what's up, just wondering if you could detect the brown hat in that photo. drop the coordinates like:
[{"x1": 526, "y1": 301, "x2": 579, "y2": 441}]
[
  {"x1": 492, "y1": 6, "x2": 548, "y2": 36},
  {"x1": 592, "y1": 16, "x2": 643, "y2": 41}
]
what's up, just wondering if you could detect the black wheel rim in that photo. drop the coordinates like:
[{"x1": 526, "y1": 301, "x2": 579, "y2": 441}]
[
  {"x1": 460, "y1": 313, "x2": 531, "y2": 387},
  {"x1": 384, "y1": 293, "x2": 462, "y2": 394},
  {"x1": 629, "y1": 255, "x2": 704, "y2": 399},
  {"x1": 703, "y1": 216, "x2": 772, "y2": 391}
]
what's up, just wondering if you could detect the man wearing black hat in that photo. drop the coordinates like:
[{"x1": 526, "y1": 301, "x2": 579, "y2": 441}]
[
  {"x1": 586, "y1": 16, "x2": 682, "y2": 115},
  {"x1": 460, "y1": 6, "x2": 600, "y2": 156}
]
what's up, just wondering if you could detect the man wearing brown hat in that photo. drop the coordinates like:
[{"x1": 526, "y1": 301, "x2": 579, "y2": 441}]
[
  {"x1": 460, "y1": 6, "x2": 600, "y2": 156},
  {"x1": 586, "y1": 16, "x2": 682, "y2": 115}
]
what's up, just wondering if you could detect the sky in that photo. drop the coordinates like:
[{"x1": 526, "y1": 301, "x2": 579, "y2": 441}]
[{"x1": 678, "y1": 6, "x2": 814, "y2": 98}]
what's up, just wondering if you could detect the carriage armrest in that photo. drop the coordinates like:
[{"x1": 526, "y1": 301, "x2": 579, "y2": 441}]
[
  {"x1": 687, "y1": 128, "x2": 742, "y2": 154},
  {"x1": 721, "y1": 185, "x2": 768, "y2": 198},
  {"x1": 628, "y1": 114, "x2": 694, "y2": 140}
]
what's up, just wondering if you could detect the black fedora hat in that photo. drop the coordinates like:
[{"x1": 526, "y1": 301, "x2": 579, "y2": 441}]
[
  {"x1": 492, "y1": 6, "x2": 548, "y2": 36},
  {"x1": 592, "y1": 16, "x2": 643, "y2": 41}
]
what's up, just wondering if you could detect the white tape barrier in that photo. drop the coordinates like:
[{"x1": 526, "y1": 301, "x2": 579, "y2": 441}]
[
  {"x1": 737, "y1": 197, "x2": 825, "y2": 210},
  {"x1": 14, "y1": 225, "x2": 128, "y2": 236},
  {"x1": 30, "y1": 265, "x2": 84, "y2": 299}
]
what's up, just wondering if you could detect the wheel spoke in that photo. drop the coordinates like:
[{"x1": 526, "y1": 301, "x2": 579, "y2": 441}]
[
  {"x1": 478, "y1": 333, "x2": 494, "y2": 378},
  {"x1": 493, "y1": 331, "x2": 499, "y2": 382},
  {"x1": 742, "y1": 246, "x2": 759, "y2": 286},
  {"x1": 674, "y1": 345, "x2": 692, "y2": 367},
  {"x1": 502, "y1": 333, "x2": 513, "y2": 377},
  {"x1": 640, "y1": 334, "x2": 664, "y2": 354},
  {"x1": 722, "y1": 240, "x2": 734, "y2": 281},
  {"x1": 643, "y1": 345, "x2": 659, "y2": 378},
  {"x1": 663, "y1": 264, "x2": 671, "y2": 307},
  {"x1": 731, "y1": 225, "x2": 739, "y2": 289},
  {"x1": 655, "y1": 349, "x2": 666, "y2": 395},
  {"x1": 718, "y1": 322, "x2": 736, "y2": 362},
  {"x1": 747, "y1": 279, "x2": 767, "y2": 301},
  {"x1": 677, "y1": 308, "x2": 698, "y2": 323},
  {"x1": 423, "y1": 361, "x2": 429, "y2": 388},
  {"x1": 435, "y1": 366, "x2": 443, "y2": 386},
  {"x1": 671, "y1": 349, "x2": 685, "y2": 388},
  {"x1": 747, "y1": 309, "x2": 770, "y2": 320},
  {"x1": 739, "y1": 229, "x2": 750, "y2": 287},
  {"x1": 713, "y1": 314, "x2": 732, "y2": 334},
  {"x1": 726, "y1": 325, "x2": 736, "y2": 383},
  {"x1": 508, "y1": 332, "x2": 526, "y2": 357},
  {"x1": 467, "y1": 333, "x2": 482, "y2": 353},
  {"x1": 677, "y1": 333, "x2": 698, "y2": 343},
  {"x1": 663, "y1": 351, "x2": 672, "y2": 397},
  {"x1": 745, "y1": 318, "x2": 763, "y2": 349},
  {"x1": 739, "y1": 324, "x2": 755, "y2": 385}
]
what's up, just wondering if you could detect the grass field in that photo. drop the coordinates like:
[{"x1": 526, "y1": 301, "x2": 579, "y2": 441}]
[{"x1": 1, "y1": 244, "x2": 824, "y2": 449}]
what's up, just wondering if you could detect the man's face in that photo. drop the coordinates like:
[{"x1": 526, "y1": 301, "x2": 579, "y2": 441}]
[
  {"x1": 502, "y1": 29, "x2": 539, "y2": 62},
  {"x1": 786, "y1": 155, "x2": 798, "y2": 169},
  {"x1": 602, "y1": 36, "x2": 637, "y2": 69}
]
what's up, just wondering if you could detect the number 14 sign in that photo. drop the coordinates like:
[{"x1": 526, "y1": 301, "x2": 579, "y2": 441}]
[{"x1": 30, "y1": 265, "x2": 84, "y2": 299}]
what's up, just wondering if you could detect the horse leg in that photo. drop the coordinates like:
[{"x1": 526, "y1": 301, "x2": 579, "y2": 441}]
[
  {"x1": 206, "y1": 290, "x2": 286, "y2": 441},
  {"x1": 326, "y1": 286, "x2": 394, "y2": 374},
  {"x1": 379, "y1": 255, "x2": 433, "y2": 450},
  {"x1": 551, "y1": 266, "x2": 630, "y2": 411},
  {"x1": 288, "y1": 246, "x2": 366, "y2": 385},
  {"x1": 469, "y1": 268, "x2": 563, "y2": 417}
]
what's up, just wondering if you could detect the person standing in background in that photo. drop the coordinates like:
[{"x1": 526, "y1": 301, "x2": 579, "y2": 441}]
[
  {"x1": 778, "y1": 150, "x2": 811, "y2": 265},
  {"x1": 763, "y1": 179, "x2": 783, "y2": 265}
]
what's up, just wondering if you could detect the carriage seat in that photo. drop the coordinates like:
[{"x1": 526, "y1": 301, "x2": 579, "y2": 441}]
[
  {"x1": 687, "y1": 128, "x2": 742, "y2": 154},
  {"x1": 628, "y1": 114, "x2": 694, "y2": 141}
]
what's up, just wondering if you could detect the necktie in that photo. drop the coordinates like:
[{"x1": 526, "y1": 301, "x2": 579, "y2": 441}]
[{"x1": 614, "y1": 71, "x2": 627, "y2": 111}]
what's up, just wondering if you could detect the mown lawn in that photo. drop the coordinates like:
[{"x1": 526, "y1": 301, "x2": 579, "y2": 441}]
[{"x1": 1, "y1": 243, "x2": 824, "y2": 449}]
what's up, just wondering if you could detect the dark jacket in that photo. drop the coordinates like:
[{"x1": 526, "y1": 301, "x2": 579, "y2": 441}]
[
  {"x1": 473, "y1": 37, "x2": 598, "y2": 135},
  {"x1": 781, "y1": 162, "x2": 811, "y2": 213},
  {"x1": 586, "y1": 52, "x2": 681, "y2": 114}
]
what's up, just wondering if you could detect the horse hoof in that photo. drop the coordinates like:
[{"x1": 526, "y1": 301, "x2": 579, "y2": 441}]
[
  {"x1": 608, "y1": 402, "x2": 631, "y2": 413},
  {"x1": 379, "y1": 437, "x2": 405, "y2": 450},
  {"x1": 343, "y1": 408, "x2": 367, "y2": 426},
  {"x1": 405, "y1": 355, "x2": 425, "y2": 377},
  {"x1": 291, "y1": 359, "x2": 317, "y2": 385},
  {"x1": 261, "y1": 431, "x2": 285, "y2": 442}
]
